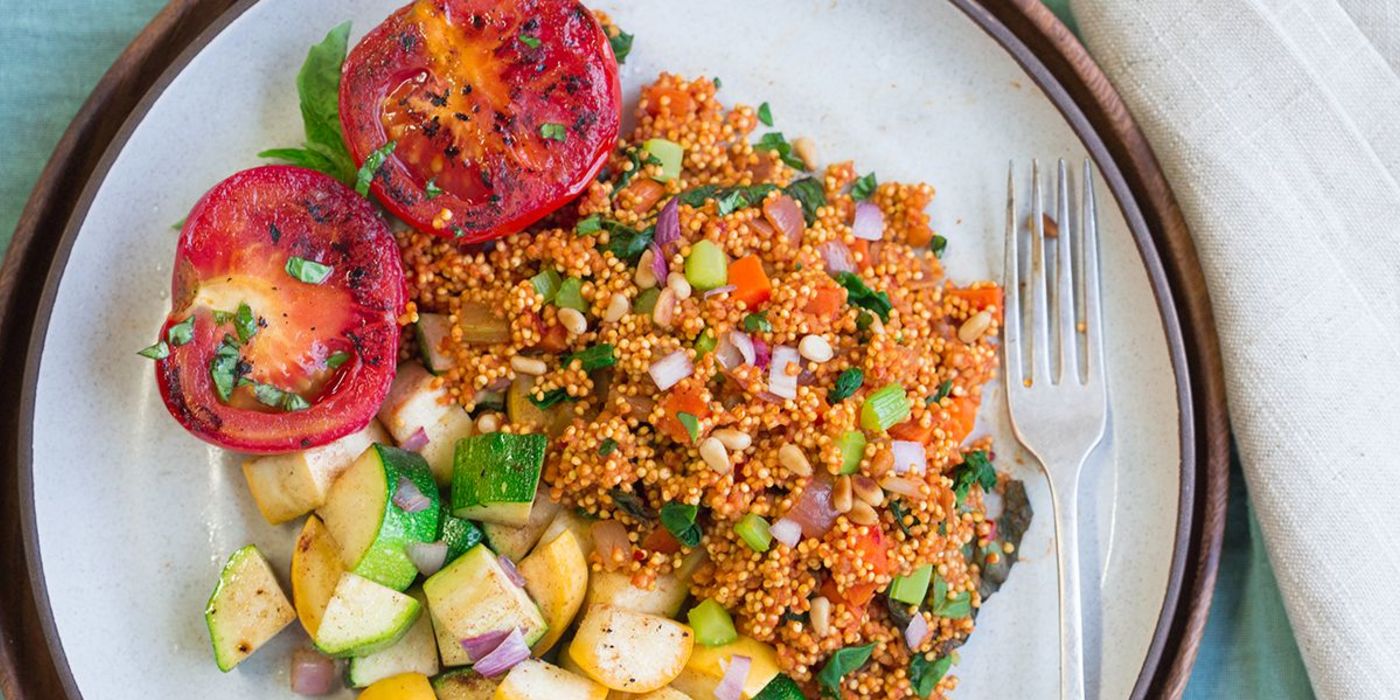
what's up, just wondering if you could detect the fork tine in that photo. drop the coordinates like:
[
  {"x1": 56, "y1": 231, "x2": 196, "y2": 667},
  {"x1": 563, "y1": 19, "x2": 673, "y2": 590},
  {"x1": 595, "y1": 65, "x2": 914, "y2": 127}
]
[
  {"x1": 1081, "y1": 159, "x2": 1105, "y2": 380},
  {"x1": 1028, "y1": 160, "x2": 1051, "y2": 384},
  {"x1": 1054, "y1": 159, "x2": 1077, "y2": 384},
  {"x1": 1002, "y1": 161, "x2": 1023, "y2": 391}
]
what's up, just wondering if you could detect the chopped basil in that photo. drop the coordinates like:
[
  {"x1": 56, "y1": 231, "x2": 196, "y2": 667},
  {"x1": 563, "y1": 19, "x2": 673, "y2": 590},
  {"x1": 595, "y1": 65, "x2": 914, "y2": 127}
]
[
  {"x1": 539, "y1": 122, "x2": 568, "y2": 141},
  {"x1": 783, "y1": 177, "x2": 826, "y2": 225},
  {"x1": 355, "y1": 140, "x2": 396, "y2": 197},
  {"x1": 779, "y1": 609, "x2": 809, "y2": 625},
  {"x1": 528, "y1": 387, "x2": 572, "y2": 409},
  {"x1": 598, "y1": 438, "x2": 619, "y2": 456},
  {"x1": 211, "y1": 309, "x2": 234, "y2": 325},
  {"x1": 166, "y1": 316, "x2": 195, "y2": 346},
  {"x1": 564, "y1": 344, "x2": 616, "y2": 372},
  {"x1": 754, "y1": 132, "x2": 806, "y2": 169},
  {"x1": 210, "y1": 334, "x2": 243, "y2": 402},
  {"x1": 240, "y1": 378, "x2": 309, "y2": 412},
  {"x1": 286, "y1": 256, "x2": 334, "y2": 284},
  {"x1": 855, "y1": 310, "x2": 875, "y2": 332},
  {"x1": 889, "y1": 498, "x2": 919, "y2": 537},
  {"x1": 951, "y1": 450, "x2": 997, "y2": 505},
  {"x1": 137, "y1": 341, "x2": 169, "y2": 360},
  {"x1": 609, "y1": 487, "x2": 654, "y2": 520},
  {"x1": 851, "y1": 172, "x2": 878, "y2": 201},
  {"x1": 828, "y1": 368, "x2": 864, "y2": 403},
  {"x1": 909, "y1": 654, "x2": 953, "y2": 698},
  {"x1": 425, "y1": 178, "x2": 444, "y2": 200},
  {"x1": 757, "y1": 102, "x2": 773, "y2": 126},
  {"x1": 609, "y1": 29, "x2": 634, "y2": 64},
  {"x1": 833, "y1": 272, "x2": 892, "y2": 322},
  {"x1": 659, "y1": 501, "x2": 702, "y2": 547},
  {"x1": 676, "y1": 411, "x2": 700, "y2": 443},
  {"x1": 171, "y1": 217, "x2": 186, "y2": 231},
  {"x1": 712, "y1": 77, "x2": 722, "y2": 88},
  {"x1": 453, "y1": 226, "x2": 467, "y2": 239},
  {"x1": 742, "y1": 312, "x2": 772, "y2": 333},
  {"x1": 326, "y1": 351, "x2": 350, "y2": 369},
  {"x1": 233, "y1": 303, "x2": 259, "y2": 344},
  {"x1": 519, "y1": 33, "x2": 541, "y2": 48},
  {"x1": 929, "y1": 379, "x2": 953, "y2": 404},
  {"x1": 930, "y1": 234, "x2": 948, "y2": 258},
  {"x1": 531, "y1": 268, "x2": 563, "y2": 303},
  {"x1": 576, "y1": 214, "x2": 603, "y2": 235},
  {"x1": 817, "y1": 643, "x2": 875, "y2": 698},
  {"x1": 679, "y1": 184, "x2": 776, "y2": 215},
  {"x1": 257, "y1": 22, "x2": 356, "y2": 183},
  {"x1": 613, "y1": 146, "x2": 661, "y2": 195},
  {"x1": 597, "y1": 220, "x2": 654, "y2": 262}
]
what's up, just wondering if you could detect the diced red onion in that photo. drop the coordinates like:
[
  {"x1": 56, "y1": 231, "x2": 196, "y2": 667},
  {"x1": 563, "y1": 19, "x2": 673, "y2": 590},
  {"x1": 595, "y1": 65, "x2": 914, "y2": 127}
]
[
  {"x1": 852, "y1": 201, "x2": 885, "y2": 241},
  {"x1": 819, "y1": 240, "x2": 855, "y2": 274},
  {"x1": 654, "y1": 197, "x2": 681, "y2": 248},
  {"x1": 770, "y1": 518, "x2": 802, "y2": 547},
  {"x1": 401, "y1": 426, "x2": 430, "y2": 452},
  {"x1": 715, "y1": 654, "x2": 752, "y2": 700},
  {"x1": 484, "y1": 376, "x2": 512, "y2": 392},
  {"x1": 408, "y1": 541, "x2": 448, "y2": 577},
  {"x1": 983, "y1": 489, "x2": 1005, "y2": 520},
  {"x1": 752, "y1": 339, "x2": 771, "y2": 370},
  {"x1": 649, "y1": 242, "x2": 669, "y2": 281},
  {"x1": 290, "y1": 648, "x2": 336, "y2": 696},
  {"x1": 986, "y1": 519, "x2": 999, "y2": 542},
  {"x1": 767, "y1": 345, "x2": 799, "y2": 400},
  {"x1": 648, "y1": 349, "x2": 693, "y2": 391},
  {"x1": 591, "y1": 519, "x2": 633, "y2": 570},
  {"x1": 715, "y1": 341, "x2": 745, "y2": 371},
  {"x1": 703, "y1": 284, "x2": 737, "y2": 299},
  {"x1": 796, "y1": 367, "x2": 817, "y2": 386},
  {"x1": 460, "y1": 629, "x2": 513, "y2": 662},
  {"x1": 471, "y1": 628, "x2": 530, "y2": 677},
  {"x1": 763, "y1": 195, "x2": 805, "y2": 247},
  {"x1": 392, "y1": 476, "x2": 431, "y2": 513},
  {"x1": 728, "y1": 331, "x2": 755, "y2": 366},
  {"x1": 788, "y1": 477, "x2": 839, "y2": 538},
  {"x1": 905, "y1": 613, "x2": 931, "y2": 651},
  {"x1": 881, "y1": 475, "x2": 923, "y2": 499},
  {"x1": 891, "y1": 440, "x2": 927, "y2": 475},
  {"x1": 498, "y1": 554, "x2": 526, "y2": 587}
]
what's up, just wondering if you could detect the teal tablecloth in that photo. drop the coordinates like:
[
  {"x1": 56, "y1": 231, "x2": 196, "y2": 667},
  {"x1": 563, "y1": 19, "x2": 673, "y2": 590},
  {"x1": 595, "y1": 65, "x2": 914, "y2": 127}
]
[{"x1": 0, "y1": 2, "x2": 1312, "y2": 698}]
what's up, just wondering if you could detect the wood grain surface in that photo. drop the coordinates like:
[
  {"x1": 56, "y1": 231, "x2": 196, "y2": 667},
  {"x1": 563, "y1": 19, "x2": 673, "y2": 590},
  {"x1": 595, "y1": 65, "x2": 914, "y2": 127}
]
[{"x1": 0, "y1": 1, "x2": 1229, "y2": 698}]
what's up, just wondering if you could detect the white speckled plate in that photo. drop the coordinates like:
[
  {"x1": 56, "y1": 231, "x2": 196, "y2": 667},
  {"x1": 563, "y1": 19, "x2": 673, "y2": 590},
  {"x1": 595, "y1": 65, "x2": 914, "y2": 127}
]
[{"x1": 20, "y1": 1, "x2": 1192, "y2": 697}]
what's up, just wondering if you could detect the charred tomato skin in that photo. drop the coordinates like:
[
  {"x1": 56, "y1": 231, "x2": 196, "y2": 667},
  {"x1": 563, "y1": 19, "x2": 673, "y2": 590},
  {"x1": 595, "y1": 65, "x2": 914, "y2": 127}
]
[
  {"x1": 339, "y1": 0, "x2": 621, "y2": 242},
  {"x1": 155, "y1": 165, "x2": 405, "y2": 454}
]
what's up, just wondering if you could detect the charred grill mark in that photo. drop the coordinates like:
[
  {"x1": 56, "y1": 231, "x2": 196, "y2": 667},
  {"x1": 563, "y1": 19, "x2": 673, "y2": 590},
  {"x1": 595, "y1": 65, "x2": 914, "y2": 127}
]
[
  {"x1": 521, "y1": 17, "x2": 540, "y2": 32},
  {"x1": 563, "y1": 74, "x2": 583, "y2": 95},
  {"x1": 470, "y1": 14, "x2": 486, "y2": 30},
  {"x1": 268, "y1": 222, "x2": 281, "y2": 244},
  {"x1": 572, "y1": 111, "x2": 597, "y2": 134},
  {"x1": 427, "y1": 90, "x2": 447, "y2": 107},
  {"x1": 444, "y1": 144, "x2": 461, "y2": 158},
  {"x1": 462, "y1": 84, "x2": 473, "y2": 95},
  {"x1": 346, "y1": 330, "x2": 377, "y2": 367},
  {"x1": 480, "y1": 170, "x2": 493, "y2": 189},
  {"x1": 399, "y1": 32, "x2": 416, "y2": 51},
  {"x1": 348, "y1": 266, "x2": 368, "y2": 288},
  {"x1": 423, "y1": 115, "x2": 441, "y2": 138},
  {"x1": 454, "y1": 112, "x2": 470, "y2": 122},
  {"x1": 304, "y1": 201, "x2": 330, "y2": 224}
]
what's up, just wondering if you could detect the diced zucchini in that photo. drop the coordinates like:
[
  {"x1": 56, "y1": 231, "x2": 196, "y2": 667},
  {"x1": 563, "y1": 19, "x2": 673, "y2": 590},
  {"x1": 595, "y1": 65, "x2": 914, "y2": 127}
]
[
  {"x1": 684, "y1": 240, "x2": 728, "y2": 292},
  {"x1": 686, "y1": 599, "x2": 738, "y2": 647},
  {"x1": 889, "y1": 564, "x2": 933, "y2": 605},
  {"x1": 418, "y1": 404, "x2": 476, "y2": 486},
  {"x1": 379, "y1": 362, "x2": 454, "y2": 444},
  {"x1": 836, "y1": 430, "x2": 867, "y2": 474},
  {"x1": 318, "y1": 444, "x2": 440, "y2": 591},
  {"x1": 554, "y1": 277, "x2": 587, "y2": 311},
  {"x1": 241, "y1": 419, "x2": 388, "y2": 524},
  {"x1": 359, "y1": 671, "x2": 436, "y2": 700},
  {"x1": 451, "y1": 433, "x2": 547, "y2": 526},
  {"x1": 348, "y1": 587, "x2": 440, "y2": 686},
  {"x1": 752, "y1": 674, "x2": 804, "y2": 700},
  {"x1": 204, "y1": 545, "x2": 295, "y2": 672},
  {"x1": 518, "y1": 529, "x2": 589, "y2": 654},
  {"x1": 643, "y1": 138, "x2": 684, "y2": 182},
  {"x1": 586, "y1": 548, "x2": 705, "y2": 618},
  {"x1": 860, "y1": 383, "x2": 911, "y2": 432},
  {"x1": 433, "y1": 669, "x2": 502, "y2": 700},
  {"x1": 416, "y1": 312, "x2": 456, "y2": 374},
  {"x1": 441, "y1": 505, "x2": 486, "y2": 564},
  {"x1": 495, "y1": 659, "x2": 608, "y2": 700},
  {"x1": 506, "y1": 375, "x2": 572, "y2": 437},
  {"x1": 633, "y1": 288, "x2": 660, "y2": 315},
  {"x1": 568, "y1": 604, "x2": 694, "y2": 693},
  {"x1": 458, "y1": 301, "x2": 511, "y2": 344},
  {"x1": 423, "y1": 544, "x2": 547, "y2": 667},
  {"x1": 482, "y1": 490, "x2": 562, "y2": 562},
  {"x1": 669, "y1": 635, "x2": 780, "y2": 700},
  {"x1": 315, "y1": 572, "x2": 422, "y2": 658},
  {"x1": 291, "y1": 515, "x2": 345, "y2": 638}
]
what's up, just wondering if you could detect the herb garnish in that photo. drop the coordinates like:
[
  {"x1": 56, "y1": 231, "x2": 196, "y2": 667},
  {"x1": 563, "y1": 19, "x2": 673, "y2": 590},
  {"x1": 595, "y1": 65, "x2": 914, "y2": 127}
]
[
  {"x1": 576, "y1": 214, "x2": 603, "y2": 235},
  {"x1": 425, "y1": 178, "x2": 444, "y2": 200},
  {"x1": 928, "y1": 379, "x2": 953, "y2": 404},
  {"x1": 676, "y1": 412, "x2": 700, "y2": 443},
  {"x1": 518, "y1": 33, "x2": 541, "y2": 49},
  {"x1": 597, "y1": 220, "x2": 654, "y2": 262},
  {"x1": 564, "y1": 344, "x2": 616, "y2": 372},
  {"x1": 754, "y1": 132, "x2": 806, "y2": 169},
  {"x1": 889, "y1": 498, "x2": 918, "y2": 537},
  {"x1": 908, "y1": 654, "x2": 953, "y2": 698},
  {"x1": 233, "y1": 303, "x2": 259, "y2": 343},
  {"x1": 211, "y1": 309, "x2": 234, "y2": 325},
  {"x1": 817, "y1": 643, "x2": 876, "y2": 698},
  {"x1": 598, "y1": 438, "x2": 619, "y2": 456},
  {"x1": 613, "y1": 146, "x2": 662, "y2": 195},
  {"x1": 137, "y1": 341, "x2": 169, "y2": 360},
  {"x1": 851, "y1": 171, "x2": 878, "y2": 201},
  {"x1": 950, "y1": 450, "x2": 997, "y2": 505},
  {"x1": 171, "y1": 217, "x2": 186, "y2": 231},
  {"x1": 539, "y1": 122, "x2": 568, "y2": 141},
  {"x1": 929, "y1": 573, "x2": 972, "y2": 619},
  {"x1": 659, "y1": 502, "x2": 702, "y2": 547},
  {"x1": 210, "y1": 334, "x2": 243, "y2": 402},
  {"x1": 828, "y1": 368, "x2": 864, "y2": 403},
  {"x1": 742, "y1": 312, "x2": 772, "y2": 333},
  {"x1": 286, "y1": 256, "x2": 334, "y2": 284},
  {"x1": 355, "y1": 141, "x2": 397, "y2": 197},
  {"x1": 609, "y1": 29, "x2": 634, "y2": 64},
  {"x1": 240, "y1": 378, "x2": 310, "y2": 412},
  {"x1": 257, "y1": 22, "x2": 357, "y2": 183},
  {"x1": 528, "y1": 387, "x2": 573, "y2": 409},
  {"x1": 326, "y1": 351, "x2": 350, "y2": 369},
  {"x1": 782, "y1": 177, "x2": 826, "y2": 225},
  {"x1": 930, "y1": 234, "x2": 948, "y2": 258},
  {"x1": 609, "y1": 487, "x2": 654, "y2": 520},
  {"x1": 678, "y1": 184, "x2": 776, "y2": 215},
  {"x1": 167, "y1": 316, "x2": 195, "y2": 346},
  {"x1": 757, "y1": 102, "x2": 773, "y2": 126},
  {"x1": 832, "y1": 272, "x2": 892, "y2": 322}
]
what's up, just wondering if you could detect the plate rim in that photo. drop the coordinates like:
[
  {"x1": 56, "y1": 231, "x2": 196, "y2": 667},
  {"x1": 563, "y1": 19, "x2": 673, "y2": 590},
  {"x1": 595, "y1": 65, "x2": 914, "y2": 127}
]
[{"x1": 0, "y1": 1, "x2": 1229, "y2": 698}]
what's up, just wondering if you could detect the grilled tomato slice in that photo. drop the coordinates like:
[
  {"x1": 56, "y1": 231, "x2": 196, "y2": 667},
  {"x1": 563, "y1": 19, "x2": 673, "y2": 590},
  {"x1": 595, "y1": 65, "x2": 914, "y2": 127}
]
[
  {"x1": 339, "y1": 0, "x2": 621, "y2": 242},
  {"x1": 154, "y1": 166, "x2": 405, "y2": 453}
]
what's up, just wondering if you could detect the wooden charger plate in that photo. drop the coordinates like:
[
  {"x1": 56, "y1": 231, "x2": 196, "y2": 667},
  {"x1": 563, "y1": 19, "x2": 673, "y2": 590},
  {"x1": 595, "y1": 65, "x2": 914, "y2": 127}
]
[{"x1": 0, "y1": 0, "x2": 1228, "y2": 697}]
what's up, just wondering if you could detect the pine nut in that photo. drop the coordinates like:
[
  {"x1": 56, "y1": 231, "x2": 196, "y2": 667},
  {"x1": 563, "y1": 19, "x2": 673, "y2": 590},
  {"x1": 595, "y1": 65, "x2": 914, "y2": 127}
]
[
  {"x1": 635, "y1": 249, "x2": 658, "y2": 288},
  {"x1": 810, "y1": 595, "x2": 831, "y2": 636},
  {"x1": 653, "y1": 288, "x2": 677, "y2": 328},
  {"x1": 880, "y1": 475, "x2": 924, "y2": 499},
  {"x1": 833, "y1": 475, "x2": 853, "y2": 513},
  {"x1": 510, "y1": 355, "x2": 547, "y2": 375},
  {"x1": 604, "y1": 292, "x2": 630, "y2": 323},
  {"x1": 557, "y1": 307, "x2": 588, "y2": 336},
  {"x1": 798, "y1": 334, "x2": 834, "y2": 362},
  {"x1": 777, "y1": 443, "x2": 813, "y2": 476},
  {"x1": 958, "y1": 310, "x2": 993, "y2": 343},
  {"x1": 699, "y1": 437, "x2": 730, "y2": 473},
  {"x1": 852, "y1": 475, "x2": 885, "y2": 506},
  {"x1": 792, "y1": 136, "x2": 820, "y2": 171},
  {"x1": 713, "y1": 428, "x2": 752, "y2": 451},
  {"x1": 667, "y1": 272, "x2": 692, "y2": 300},
  {"x1": 848, "y1": 500, "x2": 879, "y2": 526},
  {"x1": 475, "y1": 412, "x2": 500, "y2": 433}
]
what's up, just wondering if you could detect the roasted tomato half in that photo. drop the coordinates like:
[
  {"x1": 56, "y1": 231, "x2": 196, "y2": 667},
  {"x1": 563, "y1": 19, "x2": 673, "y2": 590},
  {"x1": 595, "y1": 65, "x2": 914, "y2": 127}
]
[
  {"x1": 154, "y1": 166, "x2": 405, "y2": 453},
  {"x1": 340, "y1": 0, "x2": 621, "y2": 242}
]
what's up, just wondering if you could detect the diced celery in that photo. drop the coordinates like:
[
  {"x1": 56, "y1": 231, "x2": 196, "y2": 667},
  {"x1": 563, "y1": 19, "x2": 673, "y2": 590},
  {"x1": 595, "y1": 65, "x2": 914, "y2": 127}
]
[
  {"x1": 889, "y1": 564, "x2": 932, "y2": 604},
  {"x1": 694, "y1": 329, "x2": 717, "y2": 357},
  {"x1": 643, "y1": 138, "x2": 684, "y2": 182},
  {"x1": 860, "y1": 383, "x2": 910, "y2": 432},
  {"x1": 634, "y1": 288, "x2": 661, "y2": 314},
  {"x1": 686, "y1": 598, "x2": 738, "y2": 646},
  {"x1": 685, "y1": 240, "x2": 729, "y2": 291},
  {"x1": 837, "y1": 431, "x2": 867, "y2": 474},
  {"x1": 734, "y1": 513, "x2": 772, "y2": 552},
  {"x1": 554, "y1": 277, "x2": 587, "y2": 311},
  {"x1": 531, "y1": 268, "x2": 562, "y2": 303}
]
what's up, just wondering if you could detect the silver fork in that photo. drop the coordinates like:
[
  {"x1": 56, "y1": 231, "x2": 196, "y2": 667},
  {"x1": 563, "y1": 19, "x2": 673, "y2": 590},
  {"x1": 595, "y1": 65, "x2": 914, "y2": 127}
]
[{"x1": 1002, "y1": 159, "x2": 1108, "y2": 700}]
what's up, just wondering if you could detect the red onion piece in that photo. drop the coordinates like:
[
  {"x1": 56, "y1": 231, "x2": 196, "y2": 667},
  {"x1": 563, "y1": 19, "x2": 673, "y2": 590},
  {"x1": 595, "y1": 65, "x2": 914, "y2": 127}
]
[
  {"x1": 408, "y1": 541, "x2": 448, "y2": 577},
  {"x1": 401, "y1": 426, "x2": 430, "y2": 452},
  {"x1": 591, "y1": 519, "x2": 633, "y2": 570},
  {"x1": 819, "y1": 240, "x2": 855, "y2": 274},
  {"x1": 392, "y1": 476, "x2": 431, "y2": 513},
  {"x1": 472, "y1": 628, "x2": 530, "y2": 677},
  {"x1": 852, "y1": 201, "x2": 884, "y2": 241},
  {"x1": 498, "y1": 554, "x2": 526, "y2": 587},
  {"x1": 788, "y1": 477, "x2": 839, "y2": 538},
  {"x1": 796, "y1": 367, "x2": 817, "y2": 386},
  {"x1": 703, "y1": 284, "x2": 737, "y2": 299},
  {"x1": 763, "y1": 195, "x2": 805, "y2": 247},
  {"x1": 290, "y1": 648, "x2": 336, "y2": 696},
  {"x1": 891, "y1": 440, "x2": 927, "y2": 475},
  {"x1": 728, "y1": 331, "x2": 756, "y2": 366},
  {"x1": 649, "y1": 242, "x2": 669, "y2": 281},
  {"x1": 756, "y1": 391, "x2": 786, "y2": 404},
  {"x1": 752, "y1": 339, "x2": 771, "y2": 370},
  {"x1": 460, "y1": 629, "x2": 513, "y2": 662},
  {"x1": 986, "y1": 519, "x2": 999, "y2": 542},
  {"x1": 648, "y1": 349, "x2": 694, "y2": 390},
  {"x1": 770, "y1": 518, "x2": 802, "y2": 547},
  {"x1": 485, "y1": 376, "x2": 512, "y2": 392},
  {"x1": 905, "y1": 612, "x2": 931, "y2": 651},
  {"x1": 715, "y1": 654, "x2": 752, "y2": 700},
  {"x1": 654, "y1": 197, "x2": 681, "y2": 248},
  {"x1": 767, "y1": 345, "x2": 799, "y2": 400},
  {"x1": 715, "y1": 341, "x2": 745, "y2": 371}
]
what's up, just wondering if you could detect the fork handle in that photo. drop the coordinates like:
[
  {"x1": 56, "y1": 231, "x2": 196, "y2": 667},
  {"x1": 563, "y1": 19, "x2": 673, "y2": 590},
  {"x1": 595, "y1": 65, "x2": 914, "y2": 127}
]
[{"x1": 1051, "y1": 468, "x2": 1086, "y2": 700}]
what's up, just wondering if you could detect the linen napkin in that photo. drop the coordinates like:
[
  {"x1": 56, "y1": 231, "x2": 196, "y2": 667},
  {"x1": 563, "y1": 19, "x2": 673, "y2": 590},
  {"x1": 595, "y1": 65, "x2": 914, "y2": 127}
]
[{"x1": 1069, "y1": 1, "x2": 1400, "y2": 697}]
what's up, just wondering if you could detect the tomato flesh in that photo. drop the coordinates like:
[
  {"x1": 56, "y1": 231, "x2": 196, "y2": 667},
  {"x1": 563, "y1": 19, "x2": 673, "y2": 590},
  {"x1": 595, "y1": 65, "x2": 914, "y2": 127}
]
[
  {"x1": 341, "y1": 0, "x2": 621, "y2": 242},
  {"x1": 156, "y1": 166, "x2": 405, "y2": 453}
]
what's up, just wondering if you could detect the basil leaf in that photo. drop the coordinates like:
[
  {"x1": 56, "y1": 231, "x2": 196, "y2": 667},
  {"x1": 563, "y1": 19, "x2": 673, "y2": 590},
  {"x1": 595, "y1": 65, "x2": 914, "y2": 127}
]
[
  {"x1": 598, "y1": 438, "x2": 619, "y2": 456},
  {"x1": 951, "y1": 450, "x2": 997, "y2": 505},
  {"x1": 678, "y1": 184, "x2": 776, "y2": 215},
  {"x1": 676, "y1": 412, "x2": 700, "y2": 443},
  {"x1": 539, "y1": 122, "x2": 568, "y2": 141},
  {"x1": 783, "y1": 177, "x2": 826, "y2": 225},
  {"x1": 166, "y1": 316, "x2": 195, "y2": 346},
  {"x1": 659, "y1": 501, "x2": 702, "y2": 547},
  {"x1": 612, "y1": 146, "x2": 660, "y2": 194},
  {"x1": 576, "y1": 214, "x2": 603, "y2": 235},
  {"x1": 171, "y1": 217, "x2": 186, "y2": 231},
  {"x1": 742, "y1": 312, "x2": 772, "y2": 333},
  {"x1": 137, "y1": 341, "x2": 169, "y2": 360},
  {"x1": 816, "y1": 643, "x2": 875, "y2": 698},
  {"x1": 598, "y1": 221, "x2": 654, "y2": 262},
  {"x1": 211, "y1": 309, "x2": 235, "y2": 325},
  {"x1": 210, "y1": 334, "x2": 243, "y2": 402},
  {"x1": 564, "y1": 344, "x2": 616, "y2": 372},
  {"x1": 754, "y1": 132, "x2": 805, "y2": 169},
  {"x1": 286, "y1": 256, "x2": 334, "y2": 284},
  {"x1": 609, "y1": 487, "x2": 654, "y2": 520},
  {"x1": 828, "y1": 368, "x2": 864, "y2": 403},
  {"x1": 256, "y1": 147, "x2": 339, "y2": 175},
  {"x1": 929, "y1": 379, "x2": 953, "y2": 404},
  {"x1": 234, "y1": 303, "x2": 259, "y2": 344},
  {"x1": 757, "y1": 102, "x2": 773, "y2": 126},
  {"x1": 609, "y1": 29, "x2": 634, "y2": 64},
  {"x1": 832, "y1": 272, "x2": 892, "y2": 322},
  {"x1": 356, "y1": 141, "x2": 397, "y2": 197},
  {"x1": 425, "y1": 178, "x2": 444, "y2": 200},
  {"x1": 909, "y1": 654, "x2": 953, "y2": 698},
  {"x1": 519, "y1": 33, "x2": 541, "y2": 48},
  {"x1": 259, "y1": 22, "x2": 355, "y2": 182},
  {"x1": 240, "y1": 378, "x2": 311, "y2": 412},
  {"x1": 890, "y1": 498, "x2": 918, "y2": 537},
  {"x1": 326, "y1": 351, "x2": 350, "y2": 369},
  {"x1": 851, "y1": 172, "x2": 878, "y2": 201},
  {"x1": 930, "y1": 234, "x2": 948, "y2": 258},
  {"x1": 528, "y1": 387, "x2": 572, "y2": 409}
]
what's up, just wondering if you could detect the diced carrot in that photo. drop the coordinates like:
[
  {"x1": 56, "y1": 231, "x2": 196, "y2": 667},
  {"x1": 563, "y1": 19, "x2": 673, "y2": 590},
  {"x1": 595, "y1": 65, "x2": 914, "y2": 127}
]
[
  {"x1": 889, "y1": 417, "x2": 935, "y2": 445},
  {"x1": 948, "y1": 286, "x2": 1004, "y2": 316},
  {"x1": 821, "y1": 578, "x2": 879, "y2": 609},
  {"x1": 853, "y1": 526, "x2": 890, "y2": 576},
  {"x1": 849, "y1": 239, "x2": 871, "y2": 269},
  {"x1": 906, "y1": 223, "x2": 935, "y2": 247},
  {"x1": 642, "y1": 527, "x2": 682, "y2": 554},
  {"x1": 624, "y1": 178, "x2": 665, "y2": 214},
  {"x1": 727, "y1": 254, "x2": 772, "y2": 309},
  {"x1": 805, "y1": 285, "x2": 845, "y2": 318},
  {"x1": 945, "y1": 395, "x2": 980, "y2": 444},
  {"x1": 654, "y1": 381, "x2": 710, "y2": 443},
  {"x1": 641, "y1": 85, "x2": 694, "y2": 117},
  {"x1": 536, "y1": 321, "x2": 569, "y2": 354}
]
